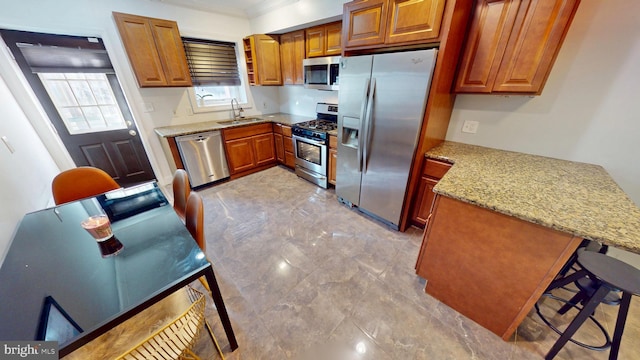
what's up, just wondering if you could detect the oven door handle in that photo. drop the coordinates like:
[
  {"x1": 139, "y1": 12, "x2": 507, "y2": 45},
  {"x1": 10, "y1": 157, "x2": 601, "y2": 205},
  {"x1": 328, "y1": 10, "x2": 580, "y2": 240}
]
[
  {"x1": 357, "y1": 78, "x2": 371, "y2": 173},
  {"x1": 293, "y1": 135, "x2": 325, "y2": 147}
]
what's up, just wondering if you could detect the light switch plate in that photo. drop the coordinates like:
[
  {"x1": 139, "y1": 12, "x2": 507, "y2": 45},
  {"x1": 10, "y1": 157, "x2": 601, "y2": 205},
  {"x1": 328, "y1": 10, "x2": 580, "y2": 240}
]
[
  {"x1": 142, "y1": 102, "x2": 155, "y2": 113},
  {"x1": 462, "y1": 120, "x2": 479, "y2": 134},
  {"x1": 1, "y1": 136, "x2": 15, "y2": 153}
]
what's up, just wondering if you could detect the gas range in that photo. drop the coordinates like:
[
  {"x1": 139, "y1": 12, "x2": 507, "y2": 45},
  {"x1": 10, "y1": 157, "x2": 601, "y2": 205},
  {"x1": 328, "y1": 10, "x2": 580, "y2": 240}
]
[
  {"x1": 291, "y1": 103, "x2": 338, "y2": 189},
  {"x1": 292, "y1": 103, "x2": 338, "y2": 144}
]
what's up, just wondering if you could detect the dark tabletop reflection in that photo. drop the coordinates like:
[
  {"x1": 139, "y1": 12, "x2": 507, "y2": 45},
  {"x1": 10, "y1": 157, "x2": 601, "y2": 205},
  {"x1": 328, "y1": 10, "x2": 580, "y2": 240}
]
[{"x1": 0, "y1": 183, "x2": 208, "y2": 347}]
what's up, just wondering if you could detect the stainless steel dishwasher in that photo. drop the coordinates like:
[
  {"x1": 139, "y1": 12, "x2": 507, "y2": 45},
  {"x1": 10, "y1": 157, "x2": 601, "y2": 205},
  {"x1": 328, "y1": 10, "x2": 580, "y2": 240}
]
[{"x1": 175, "y1": 131, "x2": 230, "y2": 187}]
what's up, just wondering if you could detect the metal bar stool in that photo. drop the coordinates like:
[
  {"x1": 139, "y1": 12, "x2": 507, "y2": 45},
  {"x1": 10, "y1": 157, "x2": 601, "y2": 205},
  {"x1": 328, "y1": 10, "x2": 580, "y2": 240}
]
[{"x1": 544, "y1": 251, "x2": 640, "y2": 360}]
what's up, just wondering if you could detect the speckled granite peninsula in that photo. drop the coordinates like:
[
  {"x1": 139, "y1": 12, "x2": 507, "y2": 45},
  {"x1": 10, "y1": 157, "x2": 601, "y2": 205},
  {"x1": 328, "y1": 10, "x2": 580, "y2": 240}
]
[{"x1": 425, "y1": 141, "x2": 640, "y2": 254}]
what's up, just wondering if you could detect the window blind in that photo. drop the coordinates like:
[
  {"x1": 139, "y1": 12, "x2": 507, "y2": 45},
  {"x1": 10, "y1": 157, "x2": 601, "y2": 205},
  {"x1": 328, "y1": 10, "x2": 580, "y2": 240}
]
[
  {"x1": 182, "y1": 37, "x2": 241, "y2": 86},
  {"x1": 15, "y1": 42, "x2": 113, "y2": 74}
]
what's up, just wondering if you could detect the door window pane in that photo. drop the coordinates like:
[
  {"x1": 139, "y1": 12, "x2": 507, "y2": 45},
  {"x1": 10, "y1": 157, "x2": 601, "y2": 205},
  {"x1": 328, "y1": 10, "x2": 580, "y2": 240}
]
[{"x1": 39, "y1": 73, "x2": 126, "y2": 134}]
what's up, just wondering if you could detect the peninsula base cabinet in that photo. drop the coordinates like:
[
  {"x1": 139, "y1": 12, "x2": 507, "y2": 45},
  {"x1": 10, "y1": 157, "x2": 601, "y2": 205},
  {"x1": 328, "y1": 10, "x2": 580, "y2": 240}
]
[
  {"x1": 223, "y1": 123, "x2": 276, "y2": 178},
  {"x1": 415, "y1": 195, "x2": 583, "y2": 340}
]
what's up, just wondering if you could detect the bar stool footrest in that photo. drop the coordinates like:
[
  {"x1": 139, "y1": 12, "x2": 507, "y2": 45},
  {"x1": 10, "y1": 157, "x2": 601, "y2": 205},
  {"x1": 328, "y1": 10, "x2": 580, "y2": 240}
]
[{"x1": 535, "y1": 293, "x2": 612, "y2": 351}]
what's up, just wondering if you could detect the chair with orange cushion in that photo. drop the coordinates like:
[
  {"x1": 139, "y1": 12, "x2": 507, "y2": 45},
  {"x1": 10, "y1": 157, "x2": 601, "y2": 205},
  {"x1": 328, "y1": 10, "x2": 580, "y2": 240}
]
[
  {"x1": 52, "y1": 167, "x2": 120, "y2": 205},
  {"x1": 173, "y1": 169, "x2": 191, "y2": 222}
]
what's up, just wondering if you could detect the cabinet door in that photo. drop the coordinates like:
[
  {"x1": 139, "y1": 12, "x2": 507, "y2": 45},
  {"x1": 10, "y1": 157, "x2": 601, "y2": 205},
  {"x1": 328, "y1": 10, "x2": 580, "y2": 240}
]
[
  {"x1": 328, "y1": 148, "x2": 338, "y2": 185},
  {"x1": 386, "y1": 0, "x2": 446, "y2": 44},
  {"x1": 280, "y1": 31, "x2": 305, "y2": 85},
  {"x1": 253, "y1": 133, "x2": 276, "y2": 166},
  {"x1": 411, "y1": 176, "x2": 438, "y2": 227},
  {"x1": 454, "y1": 0, "x2": 520, "y2": 93},
  {"x1": 255, "y1": 35, "x2": 282, "y2": 85},
  {"x1": 280, "y1": 33, "x2": 295, "y2": 84},
  {"x1": 343, "y1": 0, "x2": 389, "y2": 48},
  {"x1": 225, "y1": 138, "x2": 256, "y2": 174},
  {"x1": 149, "y1": 18, "x2": 192, "y2": 86},
  {"x1": 292, "y1": 31, "x2": 305, "y2": 84},
  {"x1": 493, "y1": 0, "x2": 580, "y2": 94},
  {"x1": 285, "y1": 151, "x2": 296, "y2": 169},
  {"x1": 274, "y1": 132, "x2": 285, "y2": 163},
  {"x1": 325, "y1": 22, "x2": 343, "y2": 56},
  {"x1": 113, "y1": 13, "x2": 168, "y2": 87},
  {"x1": 306, "y1": 26, "x2": 325, "y2": 58}
]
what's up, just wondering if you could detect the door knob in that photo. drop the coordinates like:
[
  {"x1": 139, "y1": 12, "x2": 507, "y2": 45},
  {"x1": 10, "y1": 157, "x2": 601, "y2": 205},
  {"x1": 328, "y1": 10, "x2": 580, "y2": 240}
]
[{"x1": 129, "y1": 130, "x2": 137, "y2": 136}]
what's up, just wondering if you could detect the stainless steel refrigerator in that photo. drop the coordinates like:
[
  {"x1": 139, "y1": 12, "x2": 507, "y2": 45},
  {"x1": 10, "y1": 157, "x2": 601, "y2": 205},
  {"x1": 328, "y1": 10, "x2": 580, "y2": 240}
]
[{"x1": 336, "y1": 49, "x2": 437, "y2": 229}]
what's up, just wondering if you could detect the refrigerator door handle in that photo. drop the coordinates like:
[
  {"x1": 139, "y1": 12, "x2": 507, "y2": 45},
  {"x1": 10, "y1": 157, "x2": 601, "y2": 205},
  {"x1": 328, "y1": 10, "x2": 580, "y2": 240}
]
[
  {"x1": 363, "y1": 77, "x2": 376, "y2": 174},
  {"x1": 357, "y1": 78, "x2": 370, "y2": 173}
]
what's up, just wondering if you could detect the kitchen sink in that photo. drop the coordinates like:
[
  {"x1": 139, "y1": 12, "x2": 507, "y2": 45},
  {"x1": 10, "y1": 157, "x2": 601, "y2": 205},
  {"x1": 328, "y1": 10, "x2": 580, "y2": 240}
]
[{"x1": 218, "y1": 118, "x2": 263, "y2": 125}]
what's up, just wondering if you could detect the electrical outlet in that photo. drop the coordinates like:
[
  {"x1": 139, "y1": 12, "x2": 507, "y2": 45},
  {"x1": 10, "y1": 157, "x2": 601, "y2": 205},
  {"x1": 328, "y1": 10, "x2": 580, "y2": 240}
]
[{"x1": 461, "y1": 120, "x2": 479, "y2": 134}]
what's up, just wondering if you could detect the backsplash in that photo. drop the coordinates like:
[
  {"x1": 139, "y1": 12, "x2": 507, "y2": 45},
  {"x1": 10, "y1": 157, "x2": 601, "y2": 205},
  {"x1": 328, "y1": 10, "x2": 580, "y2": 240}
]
[{"x1": 278, "y1": 86, "x2": 338, "y2": 117}]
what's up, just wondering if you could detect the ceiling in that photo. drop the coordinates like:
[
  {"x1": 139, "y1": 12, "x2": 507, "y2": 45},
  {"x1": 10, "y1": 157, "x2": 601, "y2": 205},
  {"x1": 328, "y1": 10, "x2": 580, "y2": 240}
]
[{"x1": 150, "y1": 0, "x2": 301, "y2": 19}]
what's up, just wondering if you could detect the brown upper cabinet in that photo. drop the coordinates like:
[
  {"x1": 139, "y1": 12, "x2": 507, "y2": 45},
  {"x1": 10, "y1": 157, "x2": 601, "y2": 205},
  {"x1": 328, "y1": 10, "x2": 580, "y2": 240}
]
[
  {"x1": 455, "y1": 0, "x2": 581, "y2": 95},
  {"x1": 342, "y1": 0, "x2": 446, "y2": 51},
  {"x1": 305, "y1": 22, "x2": 342, "y2": 58},
  {"x1": 280, "y1": 30, "x2": 305, "y2": 85},
  {"x1": 243, "y1": 35, "x2": 282, "y2": 86},
  {"x1": 113, "y1": 12, "x2": 192, "y2": 87}
]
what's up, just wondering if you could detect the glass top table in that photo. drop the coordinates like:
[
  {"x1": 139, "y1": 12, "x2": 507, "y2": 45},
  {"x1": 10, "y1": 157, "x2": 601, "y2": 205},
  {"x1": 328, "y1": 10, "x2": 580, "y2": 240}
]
[{"x1": 0, "y1": 182, "x2": 237, "y2": 356}]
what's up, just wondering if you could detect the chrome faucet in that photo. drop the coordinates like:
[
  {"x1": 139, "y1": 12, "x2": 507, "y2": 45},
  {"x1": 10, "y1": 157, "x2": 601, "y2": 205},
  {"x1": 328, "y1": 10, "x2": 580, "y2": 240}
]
[{"x1": 231, "y1": 98, "x2": 243, "y2": 119}]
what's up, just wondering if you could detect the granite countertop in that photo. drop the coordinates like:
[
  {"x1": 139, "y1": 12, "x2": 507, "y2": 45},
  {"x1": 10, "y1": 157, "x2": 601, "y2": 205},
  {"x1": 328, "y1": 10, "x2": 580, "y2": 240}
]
[
  {"x1": 426, "y1": 141, "x2": 640, "y2": 254},
  {"x1": 154, "y1": 113, "x2": 314, "y2": 138}
]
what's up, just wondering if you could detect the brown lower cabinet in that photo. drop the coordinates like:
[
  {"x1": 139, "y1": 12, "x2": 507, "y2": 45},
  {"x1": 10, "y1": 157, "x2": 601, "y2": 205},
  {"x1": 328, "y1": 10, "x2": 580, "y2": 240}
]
[
  {"x1": 328, "y1": 135, "x2": 337, "y2": 185},
  {"x1": 409, "y1": 158, "x2": 452, "y2": 228},
  {"x1": 222, "y1": 123, "x2": 276, "y2": 178},
  {"x1": 415, "y1": 195, "x2": 582, "y2": 340},
  {"x1": 273, "y1": 123, "x2": 295, "y2": 169}
]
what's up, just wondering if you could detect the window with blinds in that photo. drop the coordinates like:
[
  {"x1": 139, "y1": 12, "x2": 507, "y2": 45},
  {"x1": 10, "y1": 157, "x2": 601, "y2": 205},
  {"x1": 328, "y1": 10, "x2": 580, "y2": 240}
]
[
  {"x1": 182, "y1": 37, "x2": 241, "y2": 86},
  {"x1": 182, "y1": 37, "x2": 248, "y2": 112}
]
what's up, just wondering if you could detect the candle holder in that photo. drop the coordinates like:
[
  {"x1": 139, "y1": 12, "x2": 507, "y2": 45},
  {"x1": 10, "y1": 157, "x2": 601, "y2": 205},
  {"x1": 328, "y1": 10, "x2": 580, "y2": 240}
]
[{"x1": 81, "y1": 215, "x2": 123, "y2": 257}]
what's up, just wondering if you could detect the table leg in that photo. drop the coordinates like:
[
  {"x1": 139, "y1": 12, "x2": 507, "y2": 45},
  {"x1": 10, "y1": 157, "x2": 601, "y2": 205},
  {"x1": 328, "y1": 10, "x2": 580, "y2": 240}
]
[{"x1": 204, "y1": 265, "x2": 238, "y2": 351}]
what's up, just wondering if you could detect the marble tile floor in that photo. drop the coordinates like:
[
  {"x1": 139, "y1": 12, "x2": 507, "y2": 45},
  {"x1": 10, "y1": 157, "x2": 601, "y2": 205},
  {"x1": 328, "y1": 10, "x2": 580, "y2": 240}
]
[{"x1": 189, "y1": 166, "x2": 640, "y2": 360}]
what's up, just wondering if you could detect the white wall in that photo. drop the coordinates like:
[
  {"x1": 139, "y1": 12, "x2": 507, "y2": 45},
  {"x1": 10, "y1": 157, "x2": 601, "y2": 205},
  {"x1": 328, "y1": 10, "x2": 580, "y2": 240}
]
[
  {"x1": 0, "y1": 0, "x2": 258, "y2": 187},
  {"x1": 278, "y1": 86, "x2": 339, "y2": 117},
  {"x1": 446, "y1": 0, "x2": 640, "y2": 205},
  {"x1": 250, "y1": 0, "x2": 345, "y2": 34},
  {"x1": 0, "y1": 0, "x2": 260, "y2": 263},
  {"x1": 0, "y1": 74, "x2": 59, "y2": 264}
]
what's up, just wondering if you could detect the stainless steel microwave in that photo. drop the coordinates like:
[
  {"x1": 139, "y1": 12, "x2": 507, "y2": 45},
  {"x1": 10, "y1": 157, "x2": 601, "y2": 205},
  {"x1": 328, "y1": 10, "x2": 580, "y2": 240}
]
[{"x1": 303, "y1": 56, "x2": 340, "y2": 90}]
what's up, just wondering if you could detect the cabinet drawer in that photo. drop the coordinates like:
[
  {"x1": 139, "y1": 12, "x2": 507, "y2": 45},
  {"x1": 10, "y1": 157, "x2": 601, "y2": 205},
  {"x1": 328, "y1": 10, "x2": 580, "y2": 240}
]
[
  {"x1": 423, "y1": 158, "x2": 452, "y2": 179},
  {"x1": 223, "y1": 123, "x2": 273, "y2": 141},
  {"x1": 329, "y1": 135, "x2": 337, "y2": 148},
  {"x1": 281, "y1": 125, "x2": 292, "y2": 137},
  {"x1": 273, "y1": 123, "x2": 283, "y2": 134},
  {"x1": 284, "y1": 136, "x2": 293, "y2": 153}
]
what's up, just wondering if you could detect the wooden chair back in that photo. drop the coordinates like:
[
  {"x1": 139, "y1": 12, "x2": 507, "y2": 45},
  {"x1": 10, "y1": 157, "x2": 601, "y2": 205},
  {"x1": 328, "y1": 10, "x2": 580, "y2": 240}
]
[
  {"x1": 172, "y1": 169, "x2": 191, "y2": 221},
  {"x1": 52, "y1": 167, "x2": 119, "y2": 205},
  {"x1": 185, "y1": 191, "x2": 205, "y2": 252}
]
